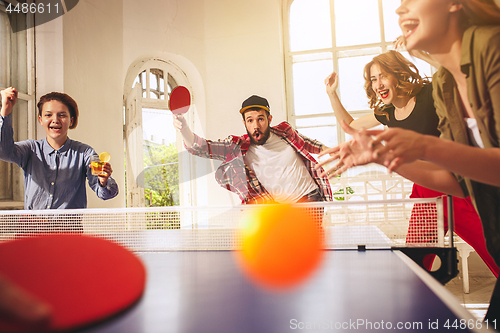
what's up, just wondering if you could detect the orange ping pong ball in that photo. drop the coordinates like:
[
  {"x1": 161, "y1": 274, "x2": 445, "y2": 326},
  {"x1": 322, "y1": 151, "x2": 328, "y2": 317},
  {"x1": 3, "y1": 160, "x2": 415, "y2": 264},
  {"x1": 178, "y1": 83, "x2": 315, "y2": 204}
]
[{"x1": 236, "y1": 204, "x2": 324, "y2": 289}]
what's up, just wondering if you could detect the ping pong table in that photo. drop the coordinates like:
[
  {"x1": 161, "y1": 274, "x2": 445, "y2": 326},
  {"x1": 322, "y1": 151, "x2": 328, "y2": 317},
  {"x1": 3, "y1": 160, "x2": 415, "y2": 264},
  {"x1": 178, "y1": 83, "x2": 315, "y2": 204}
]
[
  {"x1": 78, "y1": 249, "x2": 494, "y2": 333},
  {"x1": 0, "y1": 199, "x2": 492, "y2": 332}
]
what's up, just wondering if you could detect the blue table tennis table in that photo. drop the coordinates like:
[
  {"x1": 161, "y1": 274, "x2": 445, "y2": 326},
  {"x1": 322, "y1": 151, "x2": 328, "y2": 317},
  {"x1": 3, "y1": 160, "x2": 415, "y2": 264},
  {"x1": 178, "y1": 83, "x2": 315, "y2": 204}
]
[
  {"x1": 80, "y1": 249, "x2": 495, "y2": 333},
  {"x1": 0, "y1": 199, "x2": 491, "y2": 332}
]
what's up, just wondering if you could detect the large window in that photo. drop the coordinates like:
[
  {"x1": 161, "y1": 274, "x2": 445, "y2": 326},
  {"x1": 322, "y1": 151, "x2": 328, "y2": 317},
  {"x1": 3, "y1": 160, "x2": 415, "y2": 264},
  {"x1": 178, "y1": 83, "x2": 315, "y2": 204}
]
[
  {"x1": 0, "y1": 0, "x2": 35, "y2": 208},
  {"x1": 284, "y1": 0, "x2": 434, "y2": 200},
  {"x1": 124, "y1": 61, "x2": 184, "y2": 208},
  {"x1": 135, "y1": 68, "x2": 179, "y2": 207}
]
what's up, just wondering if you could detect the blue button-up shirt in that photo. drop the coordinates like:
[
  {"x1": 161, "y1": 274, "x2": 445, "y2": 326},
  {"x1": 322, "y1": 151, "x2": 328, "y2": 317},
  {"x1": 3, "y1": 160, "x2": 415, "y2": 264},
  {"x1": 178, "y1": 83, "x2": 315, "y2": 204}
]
[{"x1": 0, "y1": 114, "x2": 118, "y2": 209}]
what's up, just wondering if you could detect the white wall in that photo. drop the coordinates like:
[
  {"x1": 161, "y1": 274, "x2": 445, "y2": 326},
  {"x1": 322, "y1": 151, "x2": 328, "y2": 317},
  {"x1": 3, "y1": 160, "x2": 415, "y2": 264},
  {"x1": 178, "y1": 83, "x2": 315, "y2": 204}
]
[
  {"x1": 204, "y1": 0, "x2": 286, "y2": 140},
  {"x1": 35, "y1": 16, "x2": 64, "y2": 101},
  {"x1": 37, "y1": 0, "x2": 126, "y2": 208},
  {"x1": 201, "y1": 0, "x2": 286, "y2": 205},
  {"x1": 35, "y1": 0, "x2": 286, "y2": 207},
  {"x1": 122, "y1": 0, "x2": 286, "y2": 206},
  {"x1": 65, "y1": 0, "x2": 125, "y2": 208}
]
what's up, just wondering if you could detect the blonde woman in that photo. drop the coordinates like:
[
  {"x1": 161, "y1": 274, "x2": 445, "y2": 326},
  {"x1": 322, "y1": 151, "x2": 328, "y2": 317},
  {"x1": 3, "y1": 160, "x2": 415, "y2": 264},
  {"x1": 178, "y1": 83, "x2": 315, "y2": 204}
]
[
  {"x1": 326, "y1": 50, "x2": 499, "y2": 277},
  {"x1": 319, "y1": 0, "x2": 500, "y2": 322}
]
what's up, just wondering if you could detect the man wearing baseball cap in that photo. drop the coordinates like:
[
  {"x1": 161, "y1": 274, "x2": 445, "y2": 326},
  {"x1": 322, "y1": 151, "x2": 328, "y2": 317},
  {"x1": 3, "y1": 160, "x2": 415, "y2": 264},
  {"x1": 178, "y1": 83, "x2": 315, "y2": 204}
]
[{"x1": 173, "y1": 95, "x2": 332, "y2": 204}]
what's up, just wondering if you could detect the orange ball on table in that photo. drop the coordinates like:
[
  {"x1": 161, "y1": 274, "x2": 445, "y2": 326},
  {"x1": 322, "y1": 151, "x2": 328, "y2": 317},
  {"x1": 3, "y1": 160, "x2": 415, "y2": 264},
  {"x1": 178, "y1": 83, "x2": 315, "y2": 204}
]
[{"x1": 236, "y1": 204, "x2": 324, "y2": 290}]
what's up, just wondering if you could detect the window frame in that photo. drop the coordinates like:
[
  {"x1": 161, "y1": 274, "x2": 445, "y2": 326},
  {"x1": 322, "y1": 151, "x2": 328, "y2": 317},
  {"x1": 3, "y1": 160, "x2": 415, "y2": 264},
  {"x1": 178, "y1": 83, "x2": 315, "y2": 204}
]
[
  {"x1": 282, "y1": 0, "x2": 416, "y2": 201},
  {"x1": 0, "y1": 0, "x2": 35, "y2": 208},
  {"x1": 123, "y1": 58, "x2": 190, "y2": 207},
  {"x1": 283, "y1": 0, "x2": 396, "y2": 139}
]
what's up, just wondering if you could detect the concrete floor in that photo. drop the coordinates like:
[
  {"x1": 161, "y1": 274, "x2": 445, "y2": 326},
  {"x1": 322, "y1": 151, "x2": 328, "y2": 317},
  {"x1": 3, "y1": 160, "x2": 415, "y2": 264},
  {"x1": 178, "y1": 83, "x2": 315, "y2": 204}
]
[{"x1": 445, "y1": 250, "x2": 497, "y2": 320}]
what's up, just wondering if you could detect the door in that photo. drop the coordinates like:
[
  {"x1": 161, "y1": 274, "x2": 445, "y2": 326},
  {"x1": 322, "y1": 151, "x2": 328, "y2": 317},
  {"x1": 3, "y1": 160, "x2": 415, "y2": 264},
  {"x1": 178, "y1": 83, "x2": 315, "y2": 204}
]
[{"x1": 124, "y1": 83, "x2": 145, "y2": 207}]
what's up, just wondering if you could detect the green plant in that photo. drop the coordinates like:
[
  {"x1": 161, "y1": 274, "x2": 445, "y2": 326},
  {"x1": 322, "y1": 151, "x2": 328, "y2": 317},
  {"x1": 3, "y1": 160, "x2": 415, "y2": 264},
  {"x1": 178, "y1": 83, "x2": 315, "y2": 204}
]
[{"x1": 143, "y1": 143, "x2": 179, "y2": 207}]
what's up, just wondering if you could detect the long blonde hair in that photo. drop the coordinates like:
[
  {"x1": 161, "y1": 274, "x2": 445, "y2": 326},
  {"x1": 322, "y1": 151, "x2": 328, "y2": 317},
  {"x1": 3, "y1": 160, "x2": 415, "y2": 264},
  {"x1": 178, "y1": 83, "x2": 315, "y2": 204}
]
[
  {"x1": 456, "y1": 0, "x2": 500, "y2": 29},
  {"x1": 363, "y1": 50, "x2": 429, "y2": 121}
]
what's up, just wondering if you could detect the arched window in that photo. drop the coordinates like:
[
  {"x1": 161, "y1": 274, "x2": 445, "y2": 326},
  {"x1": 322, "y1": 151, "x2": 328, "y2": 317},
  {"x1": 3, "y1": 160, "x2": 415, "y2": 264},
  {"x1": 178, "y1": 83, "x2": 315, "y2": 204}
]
[
  {"x1": 283, "y1": 0, "x2": 434, "y2": 201},
  {"x1": 124, "y1": 60, "x2": 188, "y2": 208}
]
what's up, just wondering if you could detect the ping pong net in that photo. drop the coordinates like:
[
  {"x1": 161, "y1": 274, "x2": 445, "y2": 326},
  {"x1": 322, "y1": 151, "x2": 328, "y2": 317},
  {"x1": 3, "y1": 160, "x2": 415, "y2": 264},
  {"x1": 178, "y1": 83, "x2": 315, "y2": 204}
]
[
  {"x1": 0, "y1": 197, "x2": 457, "y2": 282},
  {"x1": 0, "y1": 197, "x2": 450, "y2": 250}
]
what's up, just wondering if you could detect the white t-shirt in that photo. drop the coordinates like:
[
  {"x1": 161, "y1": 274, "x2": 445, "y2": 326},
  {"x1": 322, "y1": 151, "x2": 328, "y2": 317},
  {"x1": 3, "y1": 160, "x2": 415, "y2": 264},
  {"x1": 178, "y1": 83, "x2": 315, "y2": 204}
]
[
  {"x1": 243, "y1": 132, "x2": 318, "y2": 203},
  {"x1": 465, "y1": 118, "x2": 485, "y2": 148}
]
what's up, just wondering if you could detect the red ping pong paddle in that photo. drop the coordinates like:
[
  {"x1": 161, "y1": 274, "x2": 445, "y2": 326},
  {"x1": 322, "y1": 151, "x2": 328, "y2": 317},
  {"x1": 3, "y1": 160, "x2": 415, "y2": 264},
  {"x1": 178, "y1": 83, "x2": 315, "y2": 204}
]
[
  {"x1": 0, "y1": 234, "x2": 146, "y2": 333},
  {"x1": 169, "y1": 86, "x2": 191, "y2": 114}
]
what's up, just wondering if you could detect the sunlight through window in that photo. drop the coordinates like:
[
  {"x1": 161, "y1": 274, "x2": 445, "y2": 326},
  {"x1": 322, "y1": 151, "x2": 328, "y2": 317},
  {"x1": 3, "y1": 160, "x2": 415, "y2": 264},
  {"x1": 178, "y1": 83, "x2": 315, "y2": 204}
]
[{"x1": 285, "y1": 0, "x2": 436, "y2": 199}]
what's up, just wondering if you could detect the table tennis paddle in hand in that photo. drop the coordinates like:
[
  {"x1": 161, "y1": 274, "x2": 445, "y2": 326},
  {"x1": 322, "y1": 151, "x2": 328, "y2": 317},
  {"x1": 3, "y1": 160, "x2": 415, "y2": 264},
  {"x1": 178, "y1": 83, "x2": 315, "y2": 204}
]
[
  {"x1": 169, "y1": 86, "x2": 191, "y2": 115},
  {"x1": 0, "y1": 234, "x2": 146, "y2": 333},
  {"x1": 0, "y1": 274, "x2": 52, "y2": 329}
]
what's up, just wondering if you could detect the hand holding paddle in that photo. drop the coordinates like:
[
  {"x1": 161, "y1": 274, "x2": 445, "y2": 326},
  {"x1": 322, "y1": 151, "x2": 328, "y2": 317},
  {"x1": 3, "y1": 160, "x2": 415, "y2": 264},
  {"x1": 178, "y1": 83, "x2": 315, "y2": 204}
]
[
  {"x1": 169, "y1": 86, "x2": 191, "y2": 115},
  {"x1": 0, "y1": 235, "x2": 146, "y2": 333},
  {"x1": 172, "y1": 113, "x2": 188, "y2": 132},
  {"x1": 0, "y1": 273, "x2": 52, "y2": 330},
  {"x1": 170, "y1": 86, "x2": 195, "y2": 147}
]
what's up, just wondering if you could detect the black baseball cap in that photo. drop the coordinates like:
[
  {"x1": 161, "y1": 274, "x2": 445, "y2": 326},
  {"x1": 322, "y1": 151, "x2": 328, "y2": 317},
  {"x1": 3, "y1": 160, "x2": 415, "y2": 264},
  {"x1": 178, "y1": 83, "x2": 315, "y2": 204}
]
[{"x1": 239, "y1": 95, "x2": 270, "y2": 114}]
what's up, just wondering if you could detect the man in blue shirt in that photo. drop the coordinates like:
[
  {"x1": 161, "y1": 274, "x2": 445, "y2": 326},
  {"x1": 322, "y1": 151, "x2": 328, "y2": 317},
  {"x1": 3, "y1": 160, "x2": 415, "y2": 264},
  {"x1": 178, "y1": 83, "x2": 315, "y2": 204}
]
[{"x1": 0, "y1": 87, "x2": 118, "y2": 210}]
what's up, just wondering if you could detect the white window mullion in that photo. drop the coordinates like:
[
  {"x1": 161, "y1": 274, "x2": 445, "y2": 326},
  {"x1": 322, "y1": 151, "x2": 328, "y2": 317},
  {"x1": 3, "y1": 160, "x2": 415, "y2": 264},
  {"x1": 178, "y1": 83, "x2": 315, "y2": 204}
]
[
  {"x1": 26, "y1": 2, "x2": 35, "y2": 140},
  {"x1": 145, "y1": 68, "x2": 150, "y2": 99},
  {"x1": 285, "y1": 0, "x2": 414, "y2": 200}
]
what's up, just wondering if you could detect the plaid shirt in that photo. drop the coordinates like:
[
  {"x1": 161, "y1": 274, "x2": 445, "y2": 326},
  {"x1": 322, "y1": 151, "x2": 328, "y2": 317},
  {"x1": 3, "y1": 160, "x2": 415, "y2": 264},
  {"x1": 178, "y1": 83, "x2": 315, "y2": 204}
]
[{"x1": 185, "y1": 121, "x2": 333, "y2": 204}]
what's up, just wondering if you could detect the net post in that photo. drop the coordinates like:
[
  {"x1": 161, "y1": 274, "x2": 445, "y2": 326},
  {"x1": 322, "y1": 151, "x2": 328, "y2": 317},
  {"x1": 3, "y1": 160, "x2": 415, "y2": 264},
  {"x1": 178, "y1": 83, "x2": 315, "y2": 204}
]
[
  {"x1": 436, "y1": 196, "x2": 445, "y2": 247},
  {"x1": 446, "y1": 195, "x2": 454, "y2": 248}
]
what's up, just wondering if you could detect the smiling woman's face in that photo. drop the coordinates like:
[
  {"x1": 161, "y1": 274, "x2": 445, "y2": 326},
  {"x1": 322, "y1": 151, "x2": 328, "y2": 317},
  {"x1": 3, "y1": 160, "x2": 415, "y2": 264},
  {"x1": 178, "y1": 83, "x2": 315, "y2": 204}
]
[
  {"x1": 370, "y1": 64, "x2": 397, "y2": 105},
  {"x1": 396, "y1": 0, "x2": 457, "y2": 53}
]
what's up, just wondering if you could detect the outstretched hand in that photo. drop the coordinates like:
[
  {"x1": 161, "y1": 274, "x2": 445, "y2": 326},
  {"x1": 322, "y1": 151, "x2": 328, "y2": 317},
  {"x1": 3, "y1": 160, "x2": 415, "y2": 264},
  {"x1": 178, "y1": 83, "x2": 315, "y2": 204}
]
[
  {"x1": 315, "y1": 121, "x2": 381, "y2": 178},
  {"x1": 393, "y1": 35, "x2": 406, "y2": 51},
  {"x1": 324, "y1": 72, "x2": 339, "y2": 96},
  {"x1": 315, "y1": 122, "x2": 430, "y2": 178},
  {"x1": 366, "y1": 127, "x2": 427, "y2": 172}
]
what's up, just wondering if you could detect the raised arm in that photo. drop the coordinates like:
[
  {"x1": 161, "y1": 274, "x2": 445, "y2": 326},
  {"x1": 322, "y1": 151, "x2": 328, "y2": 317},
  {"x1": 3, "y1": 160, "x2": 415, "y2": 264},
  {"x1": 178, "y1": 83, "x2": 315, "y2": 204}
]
[
  {"x1": 173, "y1": 114, "x2": 240, "y2": 161},
  {"x1": 1, "y1": 87, "x2": 18, "y2": 117},
  {"x1": 325, "y1": 72, "x2": 380, "y2": 130},
  {"x1": 0, "y1": 87, "x2": 29, "y2": 166},
  {"x1": 173, "y1": 114, "x2": 195, "y2": 148}
]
